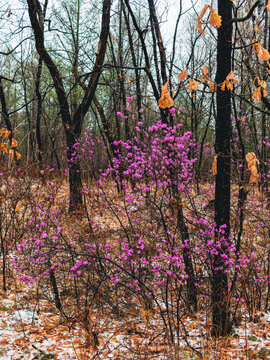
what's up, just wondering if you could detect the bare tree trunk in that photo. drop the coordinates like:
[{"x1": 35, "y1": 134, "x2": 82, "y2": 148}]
[
  {"x1": 35, "y1": 57, "x2": 43, "y2": 166},
  {"x1": 212, "y1": 0, "x2": 232, "y2": 337}
]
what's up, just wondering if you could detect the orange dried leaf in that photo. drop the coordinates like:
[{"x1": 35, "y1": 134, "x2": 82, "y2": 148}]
[
  {"x1": 254, "y1": 25, "x2": 259, "y2": 32},
  {"x1": 253, "y1": 39, "x2": 260, "y2": 53},
  {"x1": 254, "y1": 41, "x2": 270, "y2": 61},
  {"x1": 258, "y1": 47, "x2": 270, "y2": 61},
  {"x1": 189, "y1": 78, "x2": 199, "y2": 92},
  {"x1": 202, "y1": 65, "x2": 209, "y2": 82},
  {"x1": 197, "y1": 5, "x2": 208, "y2": 36},
  {"x1": 252, "y1": 87, "x2": 262, "y2": 102},
  {"x1": 158, "y1": 81, "x2": 174, "y2": 109},
  {"x1": 4, "y1": 130, "x2": 11, "y2": 139},
  {"x1": 178, "y1": 69, "x2": 188, "y2": 82},
  {"x1": 261, "y1": 80, "x2": 267, "y2": 89},
  {"x1": 15, "y1": 201, "x2": 22, "y2": 211},
  {"x1": 11, "y1": 138, "x2": 18, "y2": 148},
  {"x1": 15, "y1": 151, "x2": 21, "y2": 160},
  {"x1": 199, "y1": 4, "x2": 208, "y2": 19},
  {"x1": 212, "y1": 155, "x2": 217, "y2": 175},
  {"x1": 197, "y1": 18, "x2": 205, "y2": 36},
  {"x1": 246, "y1": 152, "x2": 259, "y2": 184},
  {"x1": 0, "y1": 142, "x2": 8, "y2": 153},
  {"x1": 253, "y1": 76, "x2": 261, "y2": 86},
  {"x1": 209, "y1": 79, "x2": 215, "y2": 92},
  {"x1": 267, "y1": 0, "x2": 270, "y2": 11},
  {"x1": 222, "y1": 71, "x2": 237, "y2": 91}
]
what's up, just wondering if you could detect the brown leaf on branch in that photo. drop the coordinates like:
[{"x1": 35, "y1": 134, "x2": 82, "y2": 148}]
[
  {"x1": 158, "y1": 81, "x2": 174, "y2": 109},
  {"x1": 189, "y1": 78, "x2": 199, "y2": 92},
  {"x1": 253, "y1": 40, "x2": 270, "y2": 61},
  {"x1": 178, "y1": 69, "x2": 188, "y2": 82},
  {"x1": 252, "y1": 87, "x2": 262, "y2": 101},
  {"x1": 246, "y1": 152, "x2": 259, "y2": 184},
  {"x1": 197, "y1": 5, "x2": 221, "y2": 36},
  {"x1": 0, "y1": 142, "x2": 8, "y2": 153},
  {"x1": 221, "y1": 71, "x2": 237, "y2": 91},
  {"x1": 212, "y1": 155, "x2": 217, "y2": 175},
  {"x1": 15, "y1": 151, "x2": 21, "y2": 160},
  {"x1": 197, "y1": 5, "x2": 208, "y2": 36},
  {"x1": 252, "y1": 78, "x2": 267, "y2": 102},
  {"x1": 11, "y1": 138, "x2": 18, "y2": 148},
  {"x1": 209, "y1": 79, "x2": 215, "y2": 92},
  {"x1": 202, "y1": 66, "x2": 209, "y2": 82}
]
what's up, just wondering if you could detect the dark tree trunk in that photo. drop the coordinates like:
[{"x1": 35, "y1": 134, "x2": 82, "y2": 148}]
[
  {"x1": 0, "y1": 78, "x2": 13, "y2": 136},
  {"x1": 212, "y1": 0, "x2": 232, "y2": 337}
]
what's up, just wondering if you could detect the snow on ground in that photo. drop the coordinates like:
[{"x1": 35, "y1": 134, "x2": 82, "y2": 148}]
[{"x1": 0, "y1": 289, "x2": 270, "y2": 359}]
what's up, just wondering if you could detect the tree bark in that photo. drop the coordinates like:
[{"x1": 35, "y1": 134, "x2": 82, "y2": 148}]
[{"x1": 212, "y1": 0, "x2": 232, "y2": 337}]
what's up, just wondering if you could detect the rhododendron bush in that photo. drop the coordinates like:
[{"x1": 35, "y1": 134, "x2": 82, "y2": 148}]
[{"x1": 8, "y1": 117, "x2": 270, "y2": 350}]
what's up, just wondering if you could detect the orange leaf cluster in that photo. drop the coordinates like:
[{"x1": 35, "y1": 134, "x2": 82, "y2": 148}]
[
  {"x1": 0, "y1": 128, "x2": 21, "y2": 160},
  {"x1": 267, "y1": 0, "x2": 270, "y2": 11},
  {"x1": 158, "y1": 81, "x2": 174, "y2": 109},
  {"x1": 197, "y1": 5, "x2": 222, "y2": 36},
  {"x1": 253, "y1": 40, "x2": 270, "y2": 61},
  {"x1": 246, "y1": 152, "x2": 259, "y2": 185},
  {"x1": 200, "y1": 66, "x2": 209, "y2": 83},
  {"x1": 0, "y1": 143, "x2": 8, "y2": 153},
  {"x1": 221, "y1": 71, "x2": 237, "y2": 91},
  {"x1": 0, "y1": 128, "x2": 11, "y2": 139},
  {"x1": 209, "y1": 6, "x2": 222, "y2": 28}
]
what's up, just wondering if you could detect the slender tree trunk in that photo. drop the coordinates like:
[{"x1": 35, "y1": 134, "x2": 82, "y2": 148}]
[
  {"x1": 0, "y1": 78, "x2": 13, "y2": 136},
  {"x1": 35, "y1": 57, "x2": 43, "y2": 166},
  {"x1": 177, "y1": 204, "x2": 197, "y2": 311},
  {"x1": 212, "y1": 0, "x2": 232, "y2": 337}
]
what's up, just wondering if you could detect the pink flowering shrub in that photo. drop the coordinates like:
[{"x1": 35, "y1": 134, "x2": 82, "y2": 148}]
[{"x1": 10, "y1": 114, "x2": 270, "y2": 347}]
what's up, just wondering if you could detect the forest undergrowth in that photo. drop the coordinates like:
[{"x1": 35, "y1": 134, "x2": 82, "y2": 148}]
[{"x1": 0, "y1": 122, "x2": 269, "y2": 359}]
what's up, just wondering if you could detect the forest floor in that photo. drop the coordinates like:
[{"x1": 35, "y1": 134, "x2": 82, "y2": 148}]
[
  {"x1": 0, "y1": 284, "x2": 270, "y2": 359},
  {"x1": 0, "y1": 179, "x2": 270, "y2": 359}
]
